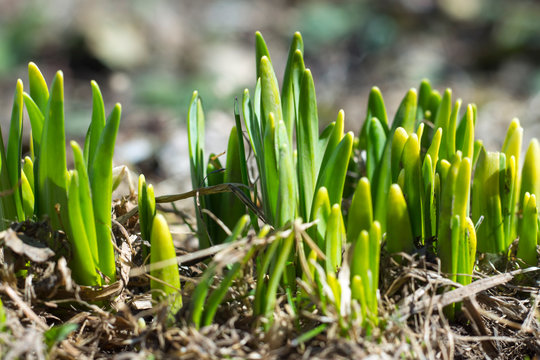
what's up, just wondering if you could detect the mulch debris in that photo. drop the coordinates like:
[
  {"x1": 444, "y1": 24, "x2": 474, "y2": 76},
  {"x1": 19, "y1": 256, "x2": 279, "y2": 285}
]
[{"x1": 0, "y1": 202, "x2": 538, "y2": 359}]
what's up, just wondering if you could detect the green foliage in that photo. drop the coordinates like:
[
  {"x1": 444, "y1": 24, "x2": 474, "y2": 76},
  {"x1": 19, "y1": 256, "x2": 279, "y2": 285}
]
[
  {"x1": 351, "y1": 221, "x2": 381, "y2": 327},
  {"x1": 0, "y1": 298, "x2": 5, "y2": 331},
  {"x1": 190, "y1": 215, "x2": 253, "y2": 328},
  {"x1": 516, "y1": 193, "x2": 538, "y2": 267},
  {"x1": 136, "y1": 175, "x2": 184, "y2": 318},
  {"x1": 0, "y1": 80, "x2": 23, "y2": 226},
  {"x1": 67, "y1": 169, "x2": 100, "y2": 286},
  {"x1": 186, "y1": 31, "x2": 540, "y2": 334},
  {"x1": 150, "y1": 213, "x2": 182, "y2": 316},
  {"x1": 187, "y1": 93, "x2": 247, "y2": 246},
  {"x1": 2, "y1": 27, "x2": 537, "y2": 339},
  {"x1": 36, "y1": 71, "x2": 68, "y2": 230},
  {"x1": 0, "y1": 63, "x2": 122, "y2": 285},
  {"x1": 44, "y1": 323, "x2": 79, "y2": 350},
  {"x1": 138, "y1": 174, "x2": 156, "y2": 259}
]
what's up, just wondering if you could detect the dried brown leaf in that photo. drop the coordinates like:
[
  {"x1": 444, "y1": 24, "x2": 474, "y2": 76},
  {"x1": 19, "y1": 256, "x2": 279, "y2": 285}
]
[{"x1": 1, "y1": 229, "x2": 54, "y2": 262}]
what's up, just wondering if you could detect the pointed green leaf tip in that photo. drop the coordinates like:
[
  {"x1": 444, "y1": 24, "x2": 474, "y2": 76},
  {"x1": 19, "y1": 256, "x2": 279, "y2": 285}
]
[
  {"x1": 347, "y1": 177, "x2": 372, "y2": 243},
  {"x1": 90, "y1": 102, "x2": 121, "y2": 282},
  {"x1": 259, "y1": 55, "x2": 283, "y2": 129},
  {"x1": 315, "y1": 131, "x2": 354, "y2": 208},
  {"x1": 6, "y1": 79, "x2": 25, "y2": 221},
  {"x1": 367, "y1": 86, "x2": 388, "y2": 130},
  {"x1": 85, "y1": 80, "x2": 106, "y2": 168},
  {"x1": 37, "y1": 70, "x2": 68, "y2": 230},
  {"x1": 386, "y1": 184, "x2": 414, "y2": 258},
  {"x1": 28, "y1": 62, "x2": 49, "y2": 113},
  {"x1": 151, "y1": 213, "x2": 182, "y2": 315},
  {"x1": 520, "y1": 138, "x2": 540, "y2": 205},
  {"x1": 255, "y1": 31, "x2": 271, "y2": 75},
  {"x1": 391, "y1": 88, "x2": 417, "y2": 134}
]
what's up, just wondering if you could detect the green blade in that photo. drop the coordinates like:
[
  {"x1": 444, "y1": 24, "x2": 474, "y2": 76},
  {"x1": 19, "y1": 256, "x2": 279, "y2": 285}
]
[
  {"x1": 417, "y1": 79, "x2": 432, "y2": 121},
  {"x1": 445, "y1": 99, "x2": 461, "y2": 160},
  {"x1": 519, "y1": 138, "x2": 540, "y2": 245},
  {"x1": 66, "y1": 170, "x2": 101, "y2": 286},
  {"x1": 501, "y1": 118, "x2": 523, "y2": 167},
  {"x1": 90, "y1": 104, "x2": 121, "y2": 281},
  {"x1": 255, "y1": 31, "x2": 271, "y2": 81},
  {"x1": 317, "y1": 110, "x2": 344, "y2": 174},
  {"x1": 254, "y1": 233, "x2": 280, "y2": 316},
  {"x1": 449, "y1": 215, "x2": 461, "y2": 285},
  {"x1": 347, "y1": 177, "x2": 373, "y2": 244},
  {"x1": 314, "y1": 132, "x2": 353, "y2": 208},
  {"x1": 37, "y1": 71, "x2": 68, "y2": 230},
  {"x1": 373, "y1": 89, "x2": 417, "y2": 232},
  {"x1": 28, "y1": 62, "x2": 49, "y2": 114},
  {"x1": 366, "y1": 117, "x2": 386, "y2": 182},
  {"x1": 296, "y1": 69, "x2": 319, "y2": 220},
  {"x1": 23, "y1": 93, "x2": 44, "y2": 159},
  {"x1": 456, "y1": 104, "x2": 476, "y2": 158},
  {"x1": 472, "y1": 149, "x2": 505, "y2": 253},
  {"x1": 351, "y1": 230, "x2": 369, "y2": 295},
  {"x1": 367, "y1": 87, "x2": 389, "y2": 132},
  {"x1": 233, "y1": 102, "x2": 258, "y2": 231},
  {"x1": 138, "y1": 174, "x2": 150, "y2": 242},
  {"x1": 310, "y1": 186, "x2": 332, "y2": 250},
  {"x1": 187, "y1": 91, "x2": 210, "y2": 248},
  {"x1": 426, "y1": 127, "x2": 442, "y2": 171},
  {"x1": 386, "y1": 184, "x2": 415, "y2": 259},
  {"x1": 262, "y1": 113, "x2": 279, "y2": 224},
  {"x1": 501, "y1": 156, "x2": 517, "y2": 248},
  {"x1": 20, "y1": 170, "x2": 34, "y2": 219},
  {"x1": 190, "y1": 261, "x2": 215, "y2": 328},
  {"x1": 391, "y1": 88, "x2": 417, "y2": 133},
  {"x1": 4, "y1": 79, "x2": 24, "y2": 221},
  {"x1": 71, "y1": 141, "x2": 99, "y2": 268},
  {"x1": 84, "y1": 81, "x2": 106, "y2": 168},
  {"x1": 500, "y1": 119, "x2": 523, "y2": 244},
  {"x1": 259, "y1": 56, "x2": 282, "y2": 133},
  {"x1": 187, "y1": 91, "x2": 206, "y2": 188},
  {"x1": 464, "y1": 217, "x2": 477, "y2": 283},
  {"x1": 433, "y1": 88, "x2": 452, "y2": 159},
  {"x1": 150, "y1": 213, "x2": 182, "y2": 316},
  {"x1": 359, "y1": 87, "x2": 388, "y2": 151},
  {"x1": 520, "y1": 139, "x2": 540, "y2": 212},
  {"x1": 206, "y1": 154, "x2": 225, "y2": 242},
  {"x1": 517, "y1": 193, "x2": 538, "y2": 267},
  {"x1": 454, "y1": 157, "x2": 471, "y2": 224},
  {"x1": 390, "y1": 127, "x2": 408, "y2": 183},
  {"x1": 401, "y1": 133, "x2": 424, "y2": 242},
  {"x1": 367, "y1": 221, "x2": 381, "y2": 319},
  {"x1": 262, "y1": 231, "x2": 294, "y2": 330},
  {"x1": 221, "y1": 126, "x2": 248, "y2": 231},
  {"x1": 241, "y1": 89, "x2": 259, "y2": 157},
  {"x1": 276, "y1": 121, "x2": 296, "y2": 227},
  {"x1": 22, "y1": 159, "x2": 35, "y2": 204},
  {"x1": 426, "y1": 90, "x2": 442, "y2": 123},
  {"x1": 281, "y1": 32, "x2": 304, "y2": 145},
  {"x1": 325, "y1": 204, "x2": 343, "y2": 273},
  {"x1": 201, "y1": 215, "x2": 252, "y2": 326},
  {"x1": 438, "y1": 153, "x2": 460, "y2": 270},
  {"x1": 422, "y1": 155, "x2": 435, "y2": 239}
]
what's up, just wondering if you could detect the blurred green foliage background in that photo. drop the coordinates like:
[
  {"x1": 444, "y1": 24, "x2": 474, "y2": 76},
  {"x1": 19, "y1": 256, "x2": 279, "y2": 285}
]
[{"x1": 1, "y1": 0, "x2": 539, "y2": 192}]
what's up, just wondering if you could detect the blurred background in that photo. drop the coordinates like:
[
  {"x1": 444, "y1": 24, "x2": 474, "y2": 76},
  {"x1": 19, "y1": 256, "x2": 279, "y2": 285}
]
[{"x1": 1, "y1": 0, "x2": 540, "y2": 195}]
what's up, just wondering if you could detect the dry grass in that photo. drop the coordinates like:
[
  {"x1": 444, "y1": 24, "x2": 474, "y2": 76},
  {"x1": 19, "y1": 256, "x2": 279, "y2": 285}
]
[{"x1": 0, "y1": 200, "x2": 538, "y2": 359}]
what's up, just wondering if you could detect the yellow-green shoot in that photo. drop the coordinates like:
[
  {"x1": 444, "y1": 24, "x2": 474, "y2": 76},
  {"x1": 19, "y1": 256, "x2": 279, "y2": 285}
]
[{"x1": 0, "y1": 63, "x2": 122, "y2": 285}]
